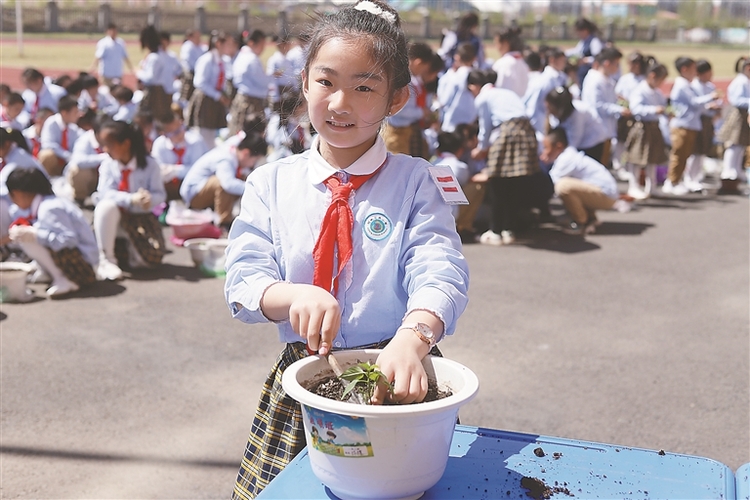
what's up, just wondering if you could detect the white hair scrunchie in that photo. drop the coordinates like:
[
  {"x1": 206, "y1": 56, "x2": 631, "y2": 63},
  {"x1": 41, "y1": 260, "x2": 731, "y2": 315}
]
[{"x1": 354, "y1": 1, "x2": 397, "y2": 25}]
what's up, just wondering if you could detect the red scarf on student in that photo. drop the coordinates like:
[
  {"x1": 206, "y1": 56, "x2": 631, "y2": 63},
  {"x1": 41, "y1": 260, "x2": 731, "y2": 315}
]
[
  {"x1": 60, "y1": 125, "x2": 69, "y2": 151},
  {"x1": 216, "y1": 59, "x2": 225, "y2": 92},
  {"x1": 172, "y1": 146, "x2": 186, "y2": 165},
  {"x1": 118, "y1": 168, "x2": 131, "y2": 192},
  {"x1": 311, "y1": 170, "x2": 379, "y2": 296},
  {"x1": 31, "y1": 137, "x2": 41, "y2": 158}
]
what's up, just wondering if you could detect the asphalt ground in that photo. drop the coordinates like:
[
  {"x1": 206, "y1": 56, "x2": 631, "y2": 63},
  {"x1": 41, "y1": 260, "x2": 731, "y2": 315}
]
[{"x1": 1, "y1": 179, "x2": 748, "y2": 499}]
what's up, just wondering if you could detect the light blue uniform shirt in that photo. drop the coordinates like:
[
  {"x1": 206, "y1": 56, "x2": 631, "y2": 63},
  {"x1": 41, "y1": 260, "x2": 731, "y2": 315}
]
[
  {"x1": 193, "y1": 50, "x2": 226, "y2": 101},
  {"x1": 70, "y1": 130, "x2": 108, "y2": 170},
  {"x1": 0, "y1": 144, "x2": 46, "y2": 197},
  {"x1": 232, "y1": 47, "x2": 271, "y2": 100},
  {"x1": 581, "y1": 69, "x2": 626, "y2": 139},
  {"x1": 180, "y1": 144, "x2": 245, "y2": 204},
  {"x1": 549, "y1": 146, "x2": 618, "y2": 200},
  {"x1": 95, "y1": 36, "x2": 129, "y2": 79},
  {"x1": 438, "y1": 66, "x2": 477, "y2": 132},
  {"x1": 180, "y1": 40, "x2": 204, "y2": 73},
  {"x1": 727, "y1": 73, "x2": 750, "y2": 110},
  {"x1": 224, "y1": 135, "x2": 469, "y2": 348},
  {"x1": 614, "y1": 72, "x2": 644, "y2": 103},
  {"x1": 523, "y1": 65, "x2": 567, "y2": 135},
  {"x1": 474, "y1": 84, "x2": 526, "y2": 151},
  {"x1": 387, "y1": 76, "x2": 424, "y2": 128},
  {"x1": 23, "y1": 83, "x2": 67, "y2": 116},
  {"x1": 629, "y1": 80, "x2": 667, "y2": 122},
  {"x1": 137, "y1": 51, "x2": 173, "y2": 94},
  {"x1": 31, "y1": 195, "x2": 99, "y2": 267},
  {"x1": 96, "y1": 156, "x2": 166, "y2": 214},
  {"x1": 548, "y1": 100, "x2": 609, "y2": 150},
  {"x1": 40, "y1": 113, "x2": 81, "y2": 162},
  {"x1": 669, "y1": 76, "x2": 716, "y2": 131},
  {"x1": 151, "y1": 130, "x2": 209, "y2": 180}
]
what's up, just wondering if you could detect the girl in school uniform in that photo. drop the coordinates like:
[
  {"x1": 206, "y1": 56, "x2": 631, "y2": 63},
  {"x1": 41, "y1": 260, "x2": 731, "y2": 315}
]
[
  {"x1": 0, "y1": 128, "x2": 47, "y2": 244},
  {"x1": 545, "y1": 86, "x2": 610, "y2": 164},
  {"x1": 151, "y1": 111, "x2": 208, "y2": 200},
  {"x1": 491, "y1": 26, "x2": 529, "y2": 97},
  {"x1": 224, "y1": 2, "x2": 469, "y2": 497},
  {"x1": 612, "y1": 52, "x2": 647, "y2": 174},
  {"x1": 265, "y1": 89, "x2": 310, "y2": 162},
  {"x1": 717, "y1": 56, "x2": 750, "y2": 194},
  {"x1": 6, "y1": 167, "x2": 98, "y2": 297},
  {"x1": 136, "y1": 25, "x2": 173, "y2": 123},
  {"x1": 685, "y1": 59, "x2": 719, "y2": 192},
  {"x1": 229, "y1": 30, "x2": 270, "y2": 137},
  {"x1": 186, "y1": 31, "x2": 238, "y2": 148},
  {"x1": 625, "y1": 63, "x2": 669, "y2": 199},
  {"x1": 93, "y1": 120, "x2": 166, "y2": 281}
]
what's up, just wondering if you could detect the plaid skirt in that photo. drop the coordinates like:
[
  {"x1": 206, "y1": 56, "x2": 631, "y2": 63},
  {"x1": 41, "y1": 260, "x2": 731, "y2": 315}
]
[
  {"x1": 50, "y1": 247, "x2": 97, "y2": 287},
  {"x1": 185, "y1": 90, "x2": 227, "y2": 130},
  {"x1": 624, "y1": 120, "x2": 668, "y2": 166},
  {"x1": 139, "y1": 85, "x2": 173, "y2": 122},
  {"x1": 487, "y1": 117, "x2": 540, "y2": 178},
  {"x1": 228, "y1": 94, "x2": 267, "y2": 136},
  {"x1": 120, "y1": 211, "x2": 166, "y2": 267},
  {"x1": 179, "y1": 71, "x2": 195, "y2": 102},
  {"x1": 694, "y1": 115, "x2": 716, "y2": 157},
  {"x1": 616, "y1": 115, "x2": 635, "y2": 143},
  {"x1": 718, "y1": 107, "x2": 750, "y2": 147},
  {"x1": 232, "y1": 340, "x2": 443, "y2": 499}
]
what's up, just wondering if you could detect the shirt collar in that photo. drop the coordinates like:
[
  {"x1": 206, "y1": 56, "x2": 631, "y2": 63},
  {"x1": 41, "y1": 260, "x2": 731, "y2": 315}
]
[
  {"x1": 121, "y1": 156, "x2": 138, "y2": 171},
  {"x1": 308, "y1": 135, "x2": 388, "y2": 185}
]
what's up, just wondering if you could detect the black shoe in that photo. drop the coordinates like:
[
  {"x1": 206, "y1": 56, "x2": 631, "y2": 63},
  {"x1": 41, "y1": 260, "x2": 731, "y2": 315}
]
[{"x1": 457, "y1": 229, "x2": 477, "y2": 244}]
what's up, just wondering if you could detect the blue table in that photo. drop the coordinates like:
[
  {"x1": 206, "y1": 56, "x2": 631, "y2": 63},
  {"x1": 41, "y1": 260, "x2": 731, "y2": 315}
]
[
  {"x1": 258, "y1": 425, "x2": 737, "y2": 499},
  {"x1": 737, "y1": 463, "x2": 750, "y2": 500}
]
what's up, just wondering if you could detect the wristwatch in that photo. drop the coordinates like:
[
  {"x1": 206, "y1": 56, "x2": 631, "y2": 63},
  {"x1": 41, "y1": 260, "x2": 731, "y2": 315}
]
[{"x1": 398, "y1": 323, "x2": 437, "y2": 348}]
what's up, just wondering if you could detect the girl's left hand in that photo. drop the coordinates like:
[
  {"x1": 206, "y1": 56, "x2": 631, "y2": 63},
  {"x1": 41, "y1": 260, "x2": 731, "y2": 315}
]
[{"x1": 372, "y1": 329, "x2": 430, "y2": 405}]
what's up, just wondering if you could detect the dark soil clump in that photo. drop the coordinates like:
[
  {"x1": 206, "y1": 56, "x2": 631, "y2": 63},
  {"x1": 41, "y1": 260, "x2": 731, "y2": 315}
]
[
  {"x1": 520, "y1": 476, "x2": 574, "y2": 499},
  {"x1": 304, "y1": 375, "x2": 452, "y2": 404}
]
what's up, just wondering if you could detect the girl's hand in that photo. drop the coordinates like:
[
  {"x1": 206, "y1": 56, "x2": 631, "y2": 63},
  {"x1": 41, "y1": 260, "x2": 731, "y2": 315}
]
[
  {"x1": 372, "y1": 328, "x2": 431, "y2": 405},
  {"x1": 287, "y1": 284, "x2": 341, "y2": 356}
]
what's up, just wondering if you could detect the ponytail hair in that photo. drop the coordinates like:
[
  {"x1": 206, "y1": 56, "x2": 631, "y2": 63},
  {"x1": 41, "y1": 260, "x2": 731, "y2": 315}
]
[
  {"x1": 495, "y1": 26, "x2": 524, "y2": 53},
  {"x1": 101, "y1": 120, "x2": 149, "y2": 169},
  {"x1": 0, "y1": 127, "x2": 31, "y2": 153}
]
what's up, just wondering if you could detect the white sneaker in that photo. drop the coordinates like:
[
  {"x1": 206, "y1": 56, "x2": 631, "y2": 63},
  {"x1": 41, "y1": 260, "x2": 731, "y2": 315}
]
[
  {"x1": 46, "y1": 276, "x2": 79, "y2": 298},
  {"x1": 97, "y1": 258, "x2": 123, "y2": 281},
  {"x1": 479, "y1": 230, "x2": 504, "y2": 246},
  {"x1": 500, "y1": 230, "x2": 516, "y2": 245},
  {"x1": 662, "y1": 180, "x2": 689, "y2": 196},
  {"x1": 627, "y1": 186, "x2": 648, "y2": 200},
  {"x1": 612, "y1": 199, "x2": 632, "y2": 213},
  {"x1": 684, "y1": 180, "x2": 704, "y2": 193}
]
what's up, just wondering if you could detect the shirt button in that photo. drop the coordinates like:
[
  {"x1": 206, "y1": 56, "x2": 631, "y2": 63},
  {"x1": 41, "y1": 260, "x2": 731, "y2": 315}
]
[{"x1": 334, "y1": 342, "x2": 342, "y2": 348}]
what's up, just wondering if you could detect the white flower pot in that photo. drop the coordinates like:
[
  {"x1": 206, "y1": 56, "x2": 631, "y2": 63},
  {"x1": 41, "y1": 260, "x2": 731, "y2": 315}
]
[
  {"x1": 0, "y1": 262, "x2": 34, "y2": 303},
  {"x1": 281, "y1": 349, "x2": 479, "y2": 500}
]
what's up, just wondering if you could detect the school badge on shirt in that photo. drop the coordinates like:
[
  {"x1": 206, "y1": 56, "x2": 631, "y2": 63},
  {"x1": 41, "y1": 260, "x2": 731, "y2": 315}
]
[
  {"x1": 427, "y1": 166, "x2": 469, "y2": 205},
  {"x1": 363, "y1": 212, "x2": 392, "y2": 241}
]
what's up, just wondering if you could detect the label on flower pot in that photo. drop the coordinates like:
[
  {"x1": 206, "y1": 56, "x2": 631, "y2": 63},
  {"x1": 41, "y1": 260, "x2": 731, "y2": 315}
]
[{"x1": 303, "y1": 405, "x2": 373, "y2": 458}]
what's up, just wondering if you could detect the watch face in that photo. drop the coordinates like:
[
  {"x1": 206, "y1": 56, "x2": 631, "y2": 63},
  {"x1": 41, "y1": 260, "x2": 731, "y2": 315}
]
[{"x1": 416, "y1": 323, "x2": 434, "y2": 340}]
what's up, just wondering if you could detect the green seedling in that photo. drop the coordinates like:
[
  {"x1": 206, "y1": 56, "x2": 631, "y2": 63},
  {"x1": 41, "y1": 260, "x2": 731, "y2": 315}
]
[{"x1": 339, "y1": 362, "x2": 393, "y2": 405}]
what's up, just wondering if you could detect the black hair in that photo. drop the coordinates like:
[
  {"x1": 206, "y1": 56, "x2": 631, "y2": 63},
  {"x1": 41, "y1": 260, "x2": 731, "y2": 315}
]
[
  {"x1": 0, "y1": 127, "x2": 31, "y2": 153},
  {"x1": 160, "y1": 31, "x2": 171, "y2": 43},
  {"x1": 546, "y1": 126, "x2": 569, "y2": 148},
  {"x1": 21, "y1": 68, "x2": 44, "y2": 83},
  {"x1": 77, "y1": 108, "x2": 97, "y2": 130},
  {"x1": 4, "y1": 92, "x2": 25, "y2": 107},
  {"x1": 140, "y1": 25, "x2": 161, "y2": 53},
  {"x1": 278, "y1": 89, "x2": 303, "y2": 126},
  {"x1": 57, "y1": 95, "x2": 79, "y2": 113},
  {"x1": 0, "y1": 84, "x2": 10, "y2": 96},
  {"x1": 545, "y1": 47, "x2": 566, "y2": 64},
  {"x1": 696, "y1": 59, "x2": 712, "y2": 75},
  {"x1": 35, "y1": 107, "x2": 55, "y2": 123},
  {"x1": 735, "y1": 56, "x2": 750, "y2": 74},
  {"x1": 100, "y1": 120, "x2": 149, "y2": 169},
  {"x1": 242, "y1": 113, "x2": 267, "y2": 135},
  {"x1": 455, "y1": 42, "x2": 477, "y2": 64},
  {"x1": 595, "y1": 47, "x2": 622, "y2": 64},
  {"x1": 646, "y1": 63, "x2": 668, "y2": 80},
  {"x1": 6, "y1": 167, "x2": 54, "y2": 196},
  {"x1": 408, "y1": 42, "x2": 433, "y2": 63},
  {"x1": 495, "y1": 26, "x2": 524, "y2": 53},
  {"x1": 237, "y1": 130, "x2": 268, "y2": 157},
  {"x1": 574, "y1": 18, "x2": 598, "y2": 34},
  {"x1": 107, "y1": 22, "x2": 117, "y2": 31},
  {"x1": 627, "y1": 51, "x2": 647, "y2": 75},
  {"x1": 52, "y1": 74, "x2": 72, "y2": 88},
  {"x1": 524, "y1": 51, "x2": 542, "y2": 72},
  {"x1": 245, "y1": 29, "x2": 266, "y2": 45},
  {"x1": 428, "y1": 52, "x2": 445, "y2": 75},
  {"x1": 79, "y1": 73, "x2": 100, "y2": 91},
  {"x1": 303, "y1": 0, "x2": 410, "y2": 99},
  {"x1": 65, "y1": 79, "x2": 84, "y2": 96},
  {"x1": 675, "y1": 57, "x2": 696, "y2": 73},
  {"x1": 208, "y1": 30, "x2": 230, "y2": 51},
  {"x1": 485, "y1": 69, "x2": 498, "y2": 85},
  {"x1": 456, "y1": 12, "x2": 479, "y2": 41},
  {"x1": 111, "y1": 84, "x2": 134, "y2": 103},
  {"x1": 467, "y1": 69, "x2": 490, "y2": 87},
  {"x1": 436, "y1": 130, "x2": 463, "y2": 155},
  {"x1": 454, "y1": 122, "x2": 478, "y2": 141},
  {"x1": 545, "y1": 86, "x2": 575, "y2": 121}
]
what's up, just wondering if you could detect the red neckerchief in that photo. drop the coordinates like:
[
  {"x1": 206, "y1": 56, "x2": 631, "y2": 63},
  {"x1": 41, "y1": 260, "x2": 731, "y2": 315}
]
[
  {"x1": 118, "y1": 168, "x2": 132, "y2": 192},
  {"x1": 415, "y1": 78, "x2": 427, "y2": 109},
  {"x1": 312, "y1": 168, "x2": 380, "y2": 296},
  {"x1": 172, "y1": 145, "x2": 186, "y2": 165},
  {"x1": 60, "y1": 125, "x2": 69, "y2": 151},
  {"x1": 10, "y1": 196, "x2": 39, "y2": 228},
  {"x1": 216, "y1": 55, "x2": 225, "y2": 91},
  {"x1": 31, "y1": 136, "x2": 41, "y2": 157}
]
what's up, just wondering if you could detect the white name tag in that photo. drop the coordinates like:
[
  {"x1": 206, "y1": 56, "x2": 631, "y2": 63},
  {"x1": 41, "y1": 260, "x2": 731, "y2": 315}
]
[{"x1": 427, "y1": 166, "x2": 469, "y2": 205}]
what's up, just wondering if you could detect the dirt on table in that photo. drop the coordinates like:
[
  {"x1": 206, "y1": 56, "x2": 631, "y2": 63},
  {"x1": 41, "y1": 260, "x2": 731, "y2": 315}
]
[
  {"x1": 520, "y1": 476, "x2": 574, "y2": 499},
  {"x1": 304, "y1": 375, "x2": 452, "y2": 405}
]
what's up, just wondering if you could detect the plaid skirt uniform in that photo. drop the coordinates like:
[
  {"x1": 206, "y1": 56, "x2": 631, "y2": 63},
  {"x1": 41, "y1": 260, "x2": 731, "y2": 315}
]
[
  {"x1": 694, "y1": 115, "x2": 716, "y2": 156},
  {"x1": 624, "y1": 120, "x2": 668, "y2": 166},
  {"x1": 718, "y1": 107, "x2": 750, "y2": 147},
  {"x1": 228, "y1": 94, "x2": 267, "y2": 136},
  {"x1": 50, "y1": 247, "x2": 97, "y2": 287},
  {"x1": 138, "y1": 85, "x2": 173, "y2": 123},
  {"x1": 616, "y1": 115, "x2": 635, "y2": 143},
  {"x1": 486, "y1": 117, "x2": 540, "y2": 178},
  {"x1": 233, "y1": 340, "x2": 443, "y2": 499},
  {"x1": 119, "y1": 211, "x2": 167, "y2": 266},
  {"x1": 185, "y1": 90, "x2": 228, "y2": 130}
]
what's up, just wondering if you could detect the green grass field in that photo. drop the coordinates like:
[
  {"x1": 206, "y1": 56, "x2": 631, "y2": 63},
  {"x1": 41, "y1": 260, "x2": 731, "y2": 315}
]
[{"x1": 0, "y1": 34, "x2": 746, "y2": 80}]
